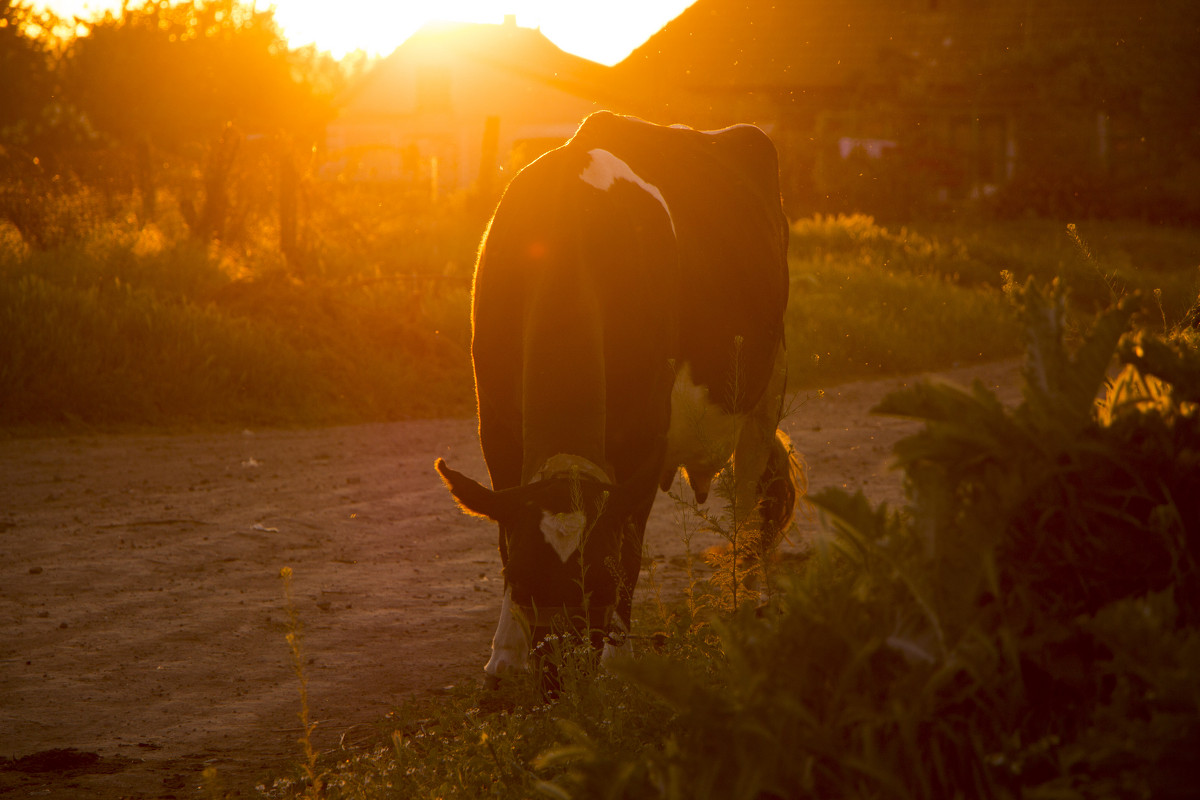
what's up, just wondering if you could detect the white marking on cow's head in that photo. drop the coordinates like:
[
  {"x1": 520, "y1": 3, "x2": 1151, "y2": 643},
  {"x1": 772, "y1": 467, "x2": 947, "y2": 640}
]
[
  {"x1": 580, "y1": 148, "x2": 676, "y2": 236},
  {"x1": 665, "y1": 362, "x2": 746, "y2": 502},
  {"x1": 485, "y1": 587, "x2": 531, "y2": 676},
  {"x1": 540, "y1": 510, "x2": 587, "y2": 563},
  {"x1": 528, "y1": 455, "x2": 609, "y2": 561}
]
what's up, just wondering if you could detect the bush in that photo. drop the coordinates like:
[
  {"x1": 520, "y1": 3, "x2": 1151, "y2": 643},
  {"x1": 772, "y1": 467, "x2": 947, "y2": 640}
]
[
  {"x1": 0, "y1": 189, "x2": 476, "y2": 428},
  {"x1": 277, "y1": 279, "x2": 1198, "y2": 800},
  {"x1": 533, "y1": 280, "x2": 1200, "y2": 799},
  {"x1": 786, "y1": 214, "x2": 1023, "y2": 387}
]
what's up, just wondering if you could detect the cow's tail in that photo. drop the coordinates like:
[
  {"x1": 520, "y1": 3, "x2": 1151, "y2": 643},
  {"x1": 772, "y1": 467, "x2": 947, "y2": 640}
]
[{"x1": 755, "y1": 429, "x2": 807, "y2": 556}]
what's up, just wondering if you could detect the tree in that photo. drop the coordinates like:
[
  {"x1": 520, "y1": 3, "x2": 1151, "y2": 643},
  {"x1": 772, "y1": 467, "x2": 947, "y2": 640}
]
[
  {"x1": 60, "y1": 0, "x2": 336, "y2": 153},
  {"x1": 0, "y1": 0, "x2": 55, "y2": 146},
  {"x1": 973, "y1": 0, "x2": 1200, "y2": 219}
]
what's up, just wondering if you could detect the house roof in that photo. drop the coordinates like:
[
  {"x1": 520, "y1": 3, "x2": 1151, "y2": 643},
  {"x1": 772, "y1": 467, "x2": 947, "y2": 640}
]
[
  {"x1": 338, "y1": 20, "x2": 616, "y2": 116},
  {"x1": 613, "y1": 0, "x2": 1187, "y2": 95}
]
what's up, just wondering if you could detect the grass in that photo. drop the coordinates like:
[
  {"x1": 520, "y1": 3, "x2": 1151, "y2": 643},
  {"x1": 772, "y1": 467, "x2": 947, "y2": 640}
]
[
  {"x1": 261, "y1": 278, "x2": 1200, "y2": 800},
  {"x1": 6, "y1": 196, "x2": 1197, "y2": 433},
  {"x1": 2, "y1": 189, "x2": 1198, "y2": 431},
  {"x1": 785, "y1": 214, "x2": 1200, "y2": 388},
  {"x1": 0, "y1": 189, "x2": 476, "y2": 430},
  {"x1": 262, "y1": 559, "x2": 719, "y2": 800}
]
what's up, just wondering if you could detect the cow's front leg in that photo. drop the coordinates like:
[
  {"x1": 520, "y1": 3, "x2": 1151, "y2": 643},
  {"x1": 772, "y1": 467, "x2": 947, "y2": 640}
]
[{"x1": 484, "y1": 586, "x2": 530, "y2": 688}]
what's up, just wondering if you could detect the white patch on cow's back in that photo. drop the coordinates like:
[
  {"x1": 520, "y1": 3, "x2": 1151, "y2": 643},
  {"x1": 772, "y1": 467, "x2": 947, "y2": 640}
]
[
  {"x1": 580, "y1": 148, "x2": 675, "y2": 236},
  {"x1": 540, "y1": 510, "x2": 587, "y2": 563},
  {"x1": 485, "y1": 587, "x2": 531, "y2": 677},
  {"x1": 665, "y1": 362, "x2": 745, "y2": 500}
]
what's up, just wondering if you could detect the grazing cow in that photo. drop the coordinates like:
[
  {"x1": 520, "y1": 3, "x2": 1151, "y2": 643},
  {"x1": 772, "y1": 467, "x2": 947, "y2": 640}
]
[{"x1": 436, "y1": 110, "x2": 800, "y2": 684}]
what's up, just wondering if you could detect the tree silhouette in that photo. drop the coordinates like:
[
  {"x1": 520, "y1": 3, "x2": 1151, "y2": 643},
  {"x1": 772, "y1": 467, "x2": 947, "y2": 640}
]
[
  {"x1": 0, "y1": 0, "x2": 56, "y2": 146},
  {"x1": 60, "y1": 0, "x2": 336, "y2": 153}
]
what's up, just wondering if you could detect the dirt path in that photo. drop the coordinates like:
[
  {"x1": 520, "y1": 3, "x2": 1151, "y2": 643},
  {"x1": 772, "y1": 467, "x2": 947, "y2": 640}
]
[{"x1": 0, "y1": 361, "x2": 1023, "y2": 799}]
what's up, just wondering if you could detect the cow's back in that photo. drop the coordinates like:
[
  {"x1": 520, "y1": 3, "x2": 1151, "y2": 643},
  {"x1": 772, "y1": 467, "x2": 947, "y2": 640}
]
[
  {"x1": 471, "y1": 140, "x2": 680, "y2": 488},
  {"x1": 569, "y1": 111, "x2": 790, "y2": 414}
]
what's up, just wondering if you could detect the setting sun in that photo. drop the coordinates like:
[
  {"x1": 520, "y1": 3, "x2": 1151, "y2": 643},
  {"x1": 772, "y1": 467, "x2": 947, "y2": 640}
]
[{"x1": 38, "y1": 0, "x2": 694, "y2": 64}]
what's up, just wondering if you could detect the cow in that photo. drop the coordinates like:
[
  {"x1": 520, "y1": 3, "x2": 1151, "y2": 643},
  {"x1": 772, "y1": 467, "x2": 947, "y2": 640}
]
[{"x1": 436, "y1": 110, "x2": 801, "y2": 688}]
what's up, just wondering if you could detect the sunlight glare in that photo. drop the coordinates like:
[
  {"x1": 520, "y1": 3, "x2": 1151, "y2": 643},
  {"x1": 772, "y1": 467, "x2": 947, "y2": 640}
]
[
  {"x1": 38, "y1": 0, "x2": 693, "y2": 64},
  {"x1": 274, "y1": 0, "x2": 687, "y2": 64}
]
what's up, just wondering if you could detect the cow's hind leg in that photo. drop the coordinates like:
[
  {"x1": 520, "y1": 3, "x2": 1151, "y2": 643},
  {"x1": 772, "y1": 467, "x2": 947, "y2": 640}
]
[
  {"x1": 755, "y1": 428, "x2": 804, "y2": 558},
  {"x1": 477, "y1": 407, "x2": 527, "y2": 686},
  {"x1": 732, "y1": 346, "x2": 802, "y2": 587}
]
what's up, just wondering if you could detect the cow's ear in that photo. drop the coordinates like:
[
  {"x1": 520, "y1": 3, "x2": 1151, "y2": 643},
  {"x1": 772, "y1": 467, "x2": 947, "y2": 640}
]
[{"x1": 435, "y1": 458, "x2": 510, "y2": 521}]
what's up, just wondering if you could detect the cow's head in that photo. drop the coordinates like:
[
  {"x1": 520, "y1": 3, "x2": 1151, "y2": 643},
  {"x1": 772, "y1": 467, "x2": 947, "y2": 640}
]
[{"x1": 435, "y1": 457, "x2": 644, "y2": 659}]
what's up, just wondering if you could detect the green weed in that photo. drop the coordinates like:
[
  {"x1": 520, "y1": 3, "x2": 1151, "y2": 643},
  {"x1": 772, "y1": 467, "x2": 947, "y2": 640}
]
[
  {"x1": 275, "y1": 276, "x2": 1200, "y2": 799},
  {"x1": 279, "y1": 566, "x2": 324, "y2": 799}
]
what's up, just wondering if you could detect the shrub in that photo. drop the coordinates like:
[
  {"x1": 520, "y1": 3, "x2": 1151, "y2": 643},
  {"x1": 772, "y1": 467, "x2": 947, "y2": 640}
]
[
  {"x1": 532, "y1": 280, "x2": 1200, "y2": 799},
  {"x1": 786, "y1": 215, "x2": 1022, "y2": 387}
]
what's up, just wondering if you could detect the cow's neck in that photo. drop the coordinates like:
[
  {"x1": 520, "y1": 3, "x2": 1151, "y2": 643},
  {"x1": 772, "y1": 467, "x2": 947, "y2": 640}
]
[{"x1": 520, "y1": 264, "x2": 609, "y2": 485}]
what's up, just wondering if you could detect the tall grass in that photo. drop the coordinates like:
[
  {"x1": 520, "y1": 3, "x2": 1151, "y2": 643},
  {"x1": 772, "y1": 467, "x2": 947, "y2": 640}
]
[
  {"x1": 785, "y1": 214, "x2": 1200, "y2": 388},
  {"x1": 787, "y1": 215, "x2": 1022, "y2": 387},
  {"x1": 0, "y1": 190, "x2": 476, "y2": 429},
  {"x1": 3, "y1": 195, "x2": 1197, "y2": 430},
  {"x1": 0, "y1": 272, "x2": 322, "y2": 425}
]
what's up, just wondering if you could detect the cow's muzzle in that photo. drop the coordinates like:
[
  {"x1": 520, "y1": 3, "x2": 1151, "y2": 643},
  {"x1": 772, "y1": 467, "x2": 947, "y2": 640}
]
[{"x1": 517, "y1": 603, "x2": 617, "y2": 698}]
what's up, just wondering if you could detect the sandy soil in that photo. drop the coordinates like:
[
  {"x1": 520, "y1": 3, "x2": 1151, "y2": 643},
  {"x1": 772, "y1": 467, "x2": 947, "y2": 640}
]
[{"x1": 0, "y1": 360, "x2": 1023, "y2": 799}]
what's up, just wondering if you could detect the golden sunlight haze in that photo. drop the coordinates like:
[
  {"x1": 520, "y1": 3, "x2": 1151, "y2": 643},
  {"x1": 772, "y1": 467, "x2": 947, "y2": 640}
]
[{"x1": 36, "y1": 0, "x2": 695, "y2": 63}]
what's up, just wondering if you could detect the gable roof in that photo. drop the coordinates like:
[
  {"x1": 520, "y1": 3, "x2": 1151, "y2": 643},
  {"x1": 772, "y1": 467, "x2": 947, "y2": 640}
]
[
  {"x1": 614, "y1": 0, "x2": 957, "y2": 93},
  {"x1": 338, "y1": 20, "x2": 616, "y2": 116},
  {"x1": 613, "y1": 0, "x2": 1186, "y2": 95}
]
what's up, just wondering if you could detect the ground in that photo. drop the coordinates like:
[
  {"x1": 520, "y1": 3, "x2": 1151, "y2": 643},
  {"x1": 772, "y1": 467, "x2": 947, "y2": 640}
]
[{"x1": 0, "y1": 360, "x2": 1022, "y2": 799}]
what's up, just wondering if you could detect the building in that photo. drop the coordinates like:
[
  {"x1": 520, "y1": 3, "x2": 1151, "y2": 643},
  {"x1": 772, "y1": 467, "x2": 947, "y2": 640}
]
[
  {"x1": 611, "y1": 0, "x2": 1192, "y2": 216},
  {"x1": 322, "y1": 17, "x2": 616, "y2": 198},
  {"x1": 325, "y1": 1, "x2": 1195, "y2": 218}
]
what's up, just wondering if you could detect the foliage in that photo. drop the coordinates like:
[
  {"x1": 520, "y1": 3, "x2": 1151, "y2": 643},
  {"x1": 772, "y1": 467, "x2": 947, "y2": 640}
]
[
  {"x1": 0, "y1": 0, "x2": 56, "y2": 144},
  {"x1": 975, "y1": 0, "x2": 1200, "y2": 222},
  {"x1": 0, "y1": 190, "x2": 475, "y2": 428},
  {"x1": 562, "y1": 280, "x2": 1199, "y2": 799},
  {"x1": 786, "y1": 215, "x2": 1200, "y2": 391},
  {"x1": 4, "y1": 202, "x2": 1198, "y2": 429},
  {"x1": 280, "y1": 566, "x2": 323, "y2": 799},
  {"x1": 787, "y1": 214, "x2": 1024, "y2": 387},
  {"x1": 60, "y1": 0, "x2": 337, "y2": 151},
  {"x1": 260, "y1": 590, "x2": 701, "y2": 800},
  {"x1": 1, "y1": 0, "x2": 348, "y2": 255},
  {"x1": 264, "y1": 279, "x2": 1198, "y2": 800}
]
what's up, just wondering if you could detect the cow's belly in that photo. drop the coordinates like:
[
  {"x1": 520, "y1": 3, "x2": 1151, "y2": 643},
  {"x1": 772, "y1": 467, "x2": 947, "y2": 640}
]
[{"x1": 663, "y1": 362, "x2": 745, "y2": 502}]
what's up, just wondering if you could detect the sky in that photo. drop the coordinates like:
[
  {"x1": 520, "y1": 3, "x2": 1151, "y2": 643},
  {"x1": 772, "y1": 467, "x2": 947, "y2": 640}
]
[{"x1": 36, "y1": 0, "x2": 695, "y2": 65}]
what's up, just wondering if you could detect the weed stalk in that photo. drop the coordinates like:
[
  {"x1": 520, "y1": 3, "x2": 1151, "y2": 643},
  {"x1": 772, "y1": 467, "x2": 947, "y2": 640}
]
[{"x1": 279, "y1": 565, "x2": 323, "y2": 798}]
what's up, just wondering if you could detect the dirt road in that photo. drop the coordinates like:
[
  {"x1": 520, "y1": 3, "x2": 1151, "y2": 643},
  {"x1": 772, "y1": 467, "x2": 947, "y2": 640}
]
[{"x1": 0, "y1": 361, "x2": 1022, "y2": 798}]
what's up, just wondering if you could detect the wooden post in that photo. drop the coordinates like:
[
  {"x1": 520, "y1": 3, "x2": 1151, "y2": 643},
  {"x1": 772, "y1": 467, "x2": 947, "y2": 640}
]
[
  {"x1": 478, "y1": 115, "x2": 500, "y2": 198},
  {"x1": 279, "y1": 143, "x2": 298, "y2": 265}
]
